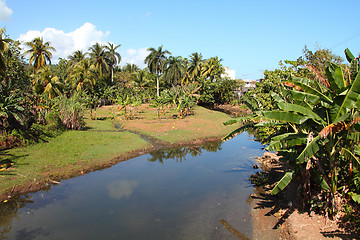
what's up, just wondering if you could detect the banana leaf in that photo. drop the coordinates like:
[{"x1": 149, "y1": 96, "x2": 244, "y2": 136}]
[
  {"x1": 271, "y1": 171, "x2": 294, "y2": 195},
  {"x1": 296, "y1": 135, "x2": 320, "y2": 164},
  {"x1": 333, "y1": 71, "x2": 360, "y2": 121},
  {"x1": 290, "y1": 77, "x2": 332, "y2": 104},
  {"x1": 341, "y1": 148, "x2": 360, "y2": 167},
  {"x1": 277, "y1": 102, "x2": 326, "y2": 124},
  {"x1": 287, "y1": 89, "x2": 320, "y2": 105},
  {"x1": 326, "y1": 63, "x2": 346, "y2": 91},
  {"x1": 263, "y1": 110, "x2": 308, "y2": 124},
  {"x1": 345, "y1": 48, "x2": 355, "y2": 63},
  {"x1": 222, "y1": 123, "x2": 254, "y2": 141}
]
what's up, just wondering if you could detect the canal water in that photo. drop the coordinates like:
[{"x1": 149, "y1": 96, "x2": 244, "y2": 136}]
[{"x1": 0, "y1": 133, "x2": 264, "y2": 240}]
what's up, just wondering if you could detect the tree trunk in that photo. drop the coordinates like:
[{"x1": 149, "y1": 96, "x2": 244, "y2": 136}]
[{"x1": 156, "y1": 74, "x2": 160, "y2": 97}]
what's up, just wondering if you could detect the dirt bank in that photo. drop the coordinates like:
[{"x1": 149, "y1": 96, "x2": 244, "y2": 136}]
[{"x1": 250, "y1": 152, "x2": 358, "y2": 240}]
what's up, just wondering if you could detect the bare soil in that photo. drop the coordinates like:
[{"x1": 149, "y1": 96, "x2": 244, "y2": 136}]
[{"x1": 250, "y1": 152, "x2": 359, "y2": 240}]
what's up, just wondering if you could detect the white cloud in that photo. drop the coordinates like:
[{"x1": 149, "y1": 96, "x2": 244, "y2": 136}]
[
  {"x1": 121, "y1": 48, "x2": 149, "y2": 68},
  {"x1": 0, "y1": 0, "x2": 12, "y2": 21},
  {"x1": 18, "y1": 22, "x2": 110, "y2": 62},
  {"x1": 107, "y1": 180, "x2": 138, "y2": 200},
  {"x1": 18, "y1": 22, "x2": 150, "y2": 67}
]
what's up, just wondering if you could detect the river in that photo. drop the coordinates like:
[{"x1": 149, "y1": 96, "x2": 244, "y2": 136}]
[{"x1": 0, "y1": 133, "x2": 264, "y2": 240}]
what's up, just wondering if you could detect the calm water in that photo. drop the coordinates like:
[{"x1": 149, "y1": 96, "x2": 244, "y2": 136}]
[{"x1": 0, "y1": 133, "x2": 264, "y2": 240}]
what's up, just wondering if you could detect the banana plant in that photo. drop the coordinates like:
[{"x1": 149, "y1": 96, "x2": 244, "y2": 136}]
[{"x1": 225, "y1": 49, "x2": 360, "y2": 213}]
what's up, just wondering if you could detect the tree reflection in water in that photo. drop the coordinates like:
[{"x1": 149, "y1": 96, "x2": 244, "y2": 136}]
[
  {"x1": 0, "y1": 195, "x2": 33, "y2": 239},
  {"x1": 147, "y1": 141, "x2": 222, "y2": 164}
]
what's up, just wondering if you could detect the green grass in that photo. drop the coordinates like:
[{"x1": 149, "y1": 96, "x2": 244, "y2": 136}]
[
  {"x1": 0, "y1": 104, "x2": 240, "y2": 198},
  {"x1": 0, "y1": 130, "x2": 150, "y2": 195}
]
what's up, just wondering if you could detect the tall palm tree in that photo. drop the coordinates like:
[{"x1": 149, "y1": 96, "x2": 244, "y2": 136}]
[
  {"x1": 164, "y1": 56, "x2": 185, "y2": 87},
  {"x1": 32, "y1": 67, "x2": 65, "y2": 99},
  {"x1": 202, "y1": 56, "x2": 225, "y2": 81},
  {"x1": 68, "y1": 59, "x2": 98, "y2": 92},
  {"x1": 24, "y1": 37, "x2": 55, "y2": 71},
  {"x1": 145, "y1": 45, "x2": 171, "y2": 96},
  {"x1": 187, "y1": 52, "x2": 203, "y2": 82},
  {"x1": 88, "y1": 42, "x2": 109, "y2": 76},
  {"x1": 0, "y1": 27, "x2": 12, "y2": 72},
  {"x1": 122, "y1": 63, "x2": 140, "y2": 73},
  {"x1": 104, "y1": 42, "x2": 121, "y2": 83},
  {"x1": 68, "y1": 50, "x2": 87, "y2": 65}
]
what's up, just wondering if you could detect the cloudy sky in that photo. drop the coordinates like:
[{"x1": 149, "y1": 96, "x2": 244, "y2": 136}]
[{"x1": 1, "y1": 0, "x2": 359, "y2": 79}]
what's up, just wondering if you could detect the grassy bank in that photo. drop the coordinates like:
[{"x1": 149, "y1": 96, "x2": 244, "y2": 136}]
[{"x1": 0, "y1": 105, "x2": 238, "y2": 199}]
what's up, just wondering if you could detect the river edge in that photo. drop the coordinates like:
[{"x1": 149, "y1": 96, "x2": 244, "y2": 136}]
[
  {"x1": 2, "y1": 132, "x2": 353, "y2": 239},
  {"x1": 250, "y1": 152, "x2": 357, "y2": 240},
  {"x1": 0, "y1": 136, "x2": 223, "y2": 202}
]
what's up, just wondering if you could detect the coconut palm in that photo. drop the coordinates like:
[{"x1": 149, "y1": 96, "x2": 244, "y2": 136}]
[
  {"x1": 0, "y1": 27, "x2": 12, "y2": 72},
  {"x1": 68, "y1": 59, "x2": 98, "y2": 92},
  {"x1": 201, "y1": 56, "x2": 225, "y2": 81},
  {"x1": 32, "y1": 67, "x2": 65, "y2": 99},
  {"x1": 187, "y1": 52, "x2": 203, "y2": 82},
  {"x1": 122, "y1": 63, "x2": 140, "y2": 73},
  {"x1": 68, "y1": 50, "x2": 87, "y2": 65},
  {"x1": 145, "y1": 45, "x2": 171, "y2": 96},
  {"x1": 164, "y1": 56, "x2": 185, "y2": 86},
  {"x1": 104, "y1": 42, "x2": 121, "y2": 83},
  {"x1": 88, "y1": 42, "x2": 109, "y2": 76},
  {"x1": 24, "y1": 37, "x2": 55, "y2": 71}
]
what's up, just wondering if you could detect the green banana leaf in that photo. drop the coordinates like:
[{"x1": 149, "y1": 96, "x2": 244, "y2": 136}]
[
  {"x1": 290, "y1": 77, "x2": 332, "y2": 104},
  {"x1": 345, "y1": 48, "x2": 355, "y2": 63},
  {"x1": 341, "y1": 148, "x2": 360, "y2": 167},
  {"x1": 333, "y1": 71, "x2": 360, "y2": 121},
  {"x1": 222, "y1": 123, "x2": 253, "y2": 141},
  {"x1": 296, "y1": 135, "x2": 320, "y2": 164},
  {"x1": 277, "y1": 102, "x2": 326, "y2": 124},
  {"x1": 326, "y1": 63, "x2": 346, "y2": 91},
  {"x1": 271, "y1": 171, "x2": 294, "y2": 195},
  {"x1": 287, "y1": 89, "x2": 320, "y2": 105},
  {"x1": 263, "y1": 110, "x2": 308, "y2": 124}
]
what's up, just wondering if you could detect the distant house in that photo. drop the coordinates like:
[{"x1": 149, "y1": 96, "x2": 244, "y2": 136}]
[
  {"x1": 234, "y1": 79, "x2": 257, "y2": 98},
  {"x1": 223, "y1": 67, "x2": 236, "y2": 80}
]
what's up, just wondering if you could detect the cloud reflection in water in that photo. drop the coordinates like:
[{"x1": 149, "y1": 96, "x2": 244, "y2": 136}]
[{"x1": 107, "y1": 180, "x2": 138, "y2": 200}]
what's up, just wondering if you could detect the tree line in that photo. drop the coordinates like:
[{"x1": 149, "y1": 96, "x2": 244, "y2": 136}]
[{"x1": 0, "y1": 27, "x2": 241, "y2": 146}]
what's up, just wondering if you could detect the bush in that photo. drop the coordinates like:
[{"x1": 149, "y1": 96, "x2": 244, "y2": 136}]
[{"x1": 57, "y1": 94, "x2": 85, "y2": 130}]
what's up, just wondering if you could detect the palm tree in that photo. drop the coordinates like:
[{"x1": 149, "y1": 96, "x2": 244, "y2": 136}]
[
  {"x1": 88, "y1": 42, "x2": 109, "y2": 76},
  {"x1": 68, "y1": 50, "x2": 86, "y2": 65},
  {"x1": 164, "y1": 56, "x2": 185, "y2": 86},
  {"x1": 202, "y1": 56, "x2": 225, "y2": 81},
  {"x1": 187, "y1": 52, "x2": 203, "y2": 82},
  {"x1": 32, "y1": 67, "x2": 65, "y2": 99},
  {"x1": 0, "y1": 27, "x2": 12, "y2": 72},
  {"x1": 104, "y1": 42, "x2": 121, "y2": 83},
  {"x1": 145, "y1": 45, "x2": 171, "y2": 96},
  {"x1": 24, "y1": 37, "x2": 55, "y2": 71},
  {"x1": 122, "y1": 63, "x2": 140, "y2": 73},
  {"x1": 68, "y1": 59, "x2": 98, "y2": 92}
]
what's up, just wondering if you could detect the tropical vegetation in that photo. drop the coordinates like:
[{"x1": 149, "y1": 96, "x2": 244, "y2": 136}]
[{"x1": 225, "y1": 47, "x2": 360, "y2": 226}]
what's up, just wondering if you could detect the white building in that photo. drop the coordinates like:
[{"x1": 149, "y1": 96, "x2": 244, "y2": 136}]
[{"x1": 223, "y1": 67, "x2": 236, "y2": 80}]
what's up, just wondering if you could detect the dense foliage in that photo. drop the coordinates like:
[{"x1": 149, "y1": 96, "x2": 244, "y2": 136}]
[
  {"x1": 0, "y1": 27, "x2": 240, "y2": 147},
  {"x1": 225, "y1": 48, "x2": 360, "y2": 223}
]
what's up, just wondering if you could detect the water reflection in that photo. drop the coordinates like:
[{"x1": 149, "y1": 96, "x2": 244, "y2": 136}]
[
  {"x1": 147, "y1": 141, "x2": 222, "y2": 163},
  {"x1": 107, "y1": 180, "x2": 139, "y2": 200},
  {"x1": 0, "y1": 195, "x2": 33, "y2": 239},
  {"x1": 0, "y1": 134, "x2": 264, "y2": 240}
]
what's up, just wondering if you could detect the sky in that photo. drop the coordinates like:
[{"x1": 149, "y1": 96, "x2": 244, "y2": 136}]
[{"x1": 0, "y1": 0, "x2": 359, "y2": 80}]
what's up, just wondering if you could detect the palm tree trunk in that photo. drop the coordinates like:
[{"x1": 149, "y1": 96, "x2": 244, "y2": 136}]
[
  {"x1": 111, "y1": 67, "x2": 114, "y2": 83},
  {"x1": 156, "y1": 74, "x2": 160, "y2": 97}
]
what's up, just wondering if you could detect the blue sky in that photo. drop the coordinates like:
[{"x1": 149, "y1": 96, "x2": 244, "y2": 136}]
[{"x1": 1, "y1": 0, "x2": 359, "y2": 79}]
